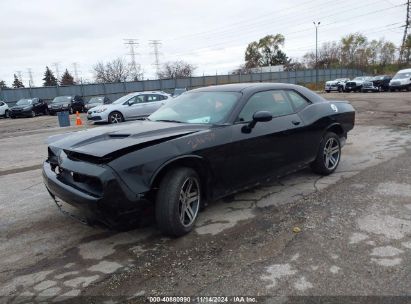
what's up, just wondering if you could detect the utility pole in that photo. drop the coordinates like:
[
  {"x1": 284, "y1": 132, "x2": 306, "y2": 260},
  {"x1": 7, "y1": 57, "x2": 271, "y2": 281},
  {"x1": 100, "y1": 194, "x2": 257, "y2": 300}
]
[
  {"x1": 27, "y1": 68, "x2": 34, "y2": 87},
  {"x1": 124, "y1": 39, "x2": 140, "y2": 80},
  {"x1": 400, "y1": 0, "x2": 410, "y2": 61},
  {"x1": 149, "y1": 40, "x2": 162, "y2": 78},
  {"x1": 72, "y1": 62, "x2": 80, "y2": 83},
  {"x1": 52, "y1": 62, "x2": 61, "y2": 81},
  {"x1": 313, "y1": 21, "x2": 320, "y2": 88}
]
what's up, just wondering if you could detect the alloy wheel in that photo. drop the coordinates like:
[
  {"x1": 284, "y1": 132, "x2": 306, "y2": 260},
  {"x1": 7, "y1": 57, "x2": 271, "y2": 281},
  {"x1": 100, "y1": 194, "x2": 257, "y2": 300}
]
[
  {"x1": 178, "y1": 177, "x2": 200, "y2": 227},
  {"x1": 323, "y1": 137, "x2": 340, "y2": 170},
  {"x1": 110, "y1": 113, "x2": 122, "y2": 123}
]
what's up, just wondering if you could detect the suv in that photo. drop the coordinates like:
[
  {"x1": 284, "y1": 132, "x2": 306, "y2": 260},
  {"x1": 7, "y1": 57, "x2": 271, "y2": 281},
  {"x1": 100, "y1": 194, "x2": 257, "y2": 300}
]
[
  {"x1": 9, "y1": 98, "x2": 48, "y2": 118},
  {"x1": 0, "y1": 101, "x2": 9, "y2": 118},
  {"x1": 324, "y1": 78, "x2": 349, "y2": 93},
  {"x1": 48, "y1": 95, "x2": 85, "y2": 115},
  {"x1": 372, "y1": 75, "x2": 392, "y2": 92},
  {"x1": 87, "y1": 91, "x2": 171, "y2": 124},
  {"x1": 344, "y1": 76, "x2": 373, "y2": 92},
  {"x1": 389, "y1": 69, "x2": 411, "y2": 91}
]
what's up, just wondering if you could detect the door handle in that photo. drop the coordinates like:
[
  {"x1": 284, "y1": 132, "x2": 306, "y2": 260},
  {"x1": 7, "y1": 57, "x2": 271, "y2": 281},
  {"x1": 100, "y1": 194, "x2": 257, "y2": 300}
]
[{"x1": 292, "y1": 120, "x2": 301, "y2": 126}]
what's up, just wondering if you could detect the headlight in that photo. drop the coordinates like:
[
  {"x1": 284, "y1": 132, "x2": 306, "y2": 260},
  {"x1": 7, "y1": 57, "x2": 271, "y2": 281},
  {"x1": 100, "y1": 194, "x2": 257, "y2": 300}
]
[
  {"x1": 95, "y1": 107, "x2": 108, "y2": 113},
  {"x1": 48, "y1": 105, "x2": 51, "y2": 109},
  {"x1": 63, "y1": 103, "x2": 70, "y2": 108}
]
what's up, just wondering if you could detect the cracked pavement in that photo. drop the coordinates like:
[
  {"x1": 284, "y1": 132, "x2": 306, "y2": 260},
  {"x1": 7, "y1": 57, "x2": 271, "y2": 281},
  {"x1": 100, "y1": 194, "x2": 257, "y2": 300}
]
[{"x1": 0, "y1": 92, "x2": 410, "y2": 303}]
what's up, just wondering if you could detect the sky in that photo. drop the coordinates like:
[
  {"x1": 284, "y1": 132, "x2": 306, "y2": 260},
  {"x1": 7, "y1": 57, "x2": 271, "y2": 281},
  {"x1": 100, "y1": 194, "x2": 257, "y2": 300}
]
[{"x1": 0, "y1": 0, "x2": 407, "y2": 87}]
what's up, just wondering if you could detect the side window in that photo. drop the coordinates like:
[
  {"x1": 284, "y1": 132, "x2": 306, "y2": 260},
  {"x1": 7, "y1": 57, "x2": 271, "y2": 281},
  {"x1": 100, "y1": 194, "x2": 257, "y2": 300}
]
[
  {"x1": 146, "y1": 94, "x2": 161, "y2": 102},
  {"x1": 286, "y1": 91, "x2": 310, "y2": 112},
  {"x1": 129, "y1": 95, "x2": 145, "y2": 105},
  {"x1": 0, "y1": 102, "x2": 4, "y2": 106},
  {"x1": 237, "y1": 90, "x2": 294, "y2": 122}
]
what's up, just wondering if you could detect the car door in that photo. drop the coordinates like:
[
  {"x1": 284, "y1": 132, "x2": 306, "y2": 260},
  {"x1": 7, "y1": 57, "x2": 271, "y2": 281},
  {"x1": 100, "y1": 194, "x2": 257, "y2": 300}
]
[
  {"x1": 222, "y1": 89, "x2": 305, "y2": 190},
  {"x1": 144, "y1": 94, "x2": 165, "y2": 115},
  {"x1": 32, "y1": 98, "x2": 40, "y2": 114},
  {"x1": 124, "y1": 95, "x2": 147, "y2": 119}
]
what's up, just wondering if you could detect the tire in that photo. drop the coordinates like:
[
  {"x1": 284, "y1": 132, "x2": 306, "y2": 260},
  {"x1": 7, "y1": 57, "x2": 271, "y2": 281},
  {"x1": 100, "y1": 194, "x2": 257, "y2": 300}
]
[
  {"x1": 338, "y1": 87, "x2": 343, "y2": 93},
  {"x1": 407, "y1": 85, "x2": 411, "y2": 92},
  {"x1": 4, "y1": 110, "x2": 9, "y2": 118},
  {"x1": 31, "y1": 111, "x2": 35, "y2": 118},
  {"x1": 311, "y1": 132, "x2": 341, "y2": 176},
  {"x1": 69, "y1": 107, "x2": 73, "y2": 115},
  {"x1": 155, "y1": 167, "x2": 201, "y2": 237},
  {"x1": 325, "y1": 90, "x2": 330, "y2": 93},
  {"x1": 108, "y1": 111, "x2": 124, "y2": 124}
]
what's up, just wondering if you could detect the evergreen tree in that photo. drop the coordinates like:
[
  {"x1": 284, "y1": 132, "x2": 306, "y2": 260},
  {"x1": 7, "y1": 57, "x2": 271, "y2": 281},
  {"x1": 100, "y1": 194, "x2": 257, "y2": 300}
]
[
  {"x1": 60, "y1": 69, "x2": 75, "y2": 85},
  {"x1": 0, "y1": 80, "x2": 7, "y2": 88},
  {"x1": 42, "y1": 66, "x2": 58, "y2": 86},
  {"x1": 12, "y1": 74, "x2": 24, "y2": 88}
]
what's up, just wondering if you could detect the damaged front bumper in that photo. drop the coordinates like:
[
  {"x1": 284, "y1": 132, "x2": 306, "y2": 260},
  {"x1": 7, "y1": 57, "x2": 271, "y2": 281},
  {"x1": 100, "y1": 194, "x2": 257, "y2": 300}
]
[{"x1": 42, "y1": 159, "x2": 151, "y2": 226}]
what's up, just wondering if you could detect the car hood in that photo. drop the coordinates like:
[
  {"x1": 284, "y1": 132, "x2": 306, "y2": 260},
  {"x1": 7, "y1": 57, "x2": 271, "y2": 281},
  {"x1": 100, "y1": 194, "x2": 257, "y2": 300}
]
[
  {"x1": 48, "y1": 121, "x2": 209, "y2": 158},
  {"x1": 325, "y1": 80, "x2": 339, "y2": 85},
  {"x1": 11, "y1": 105, "x2": 32, "y2": 110}
]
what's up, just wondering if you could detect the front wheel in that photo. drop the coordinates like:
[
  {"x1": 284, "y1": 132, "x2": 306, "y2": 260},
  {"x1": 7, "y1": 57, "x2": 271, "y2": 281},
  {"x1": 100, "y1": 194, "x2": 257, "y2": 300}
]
[
  {"x1": 108, "y1": 111, "x2": 124, "y2": 124},
  {"x1": 155, "y1": 167, "x2": 201, "y2": 237},
  {"x1": 311, "y1": 132, "x2": 341, "y2": 175},
  {"x1": 30, "y1": 110, "x2": 36, "y2": 118},
  {"x1": 4, "y1": 110, "x2": 9, "y2": 118}
]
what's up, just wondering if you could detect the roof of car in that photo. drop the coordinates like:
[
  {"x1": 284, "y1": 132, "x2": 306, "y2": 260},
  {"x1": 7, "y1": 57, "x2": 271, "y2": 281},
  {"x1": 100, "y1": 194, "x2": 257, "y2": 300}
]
[{"x1": 191, "y1": 82, "x2": 305, "y2": 93}]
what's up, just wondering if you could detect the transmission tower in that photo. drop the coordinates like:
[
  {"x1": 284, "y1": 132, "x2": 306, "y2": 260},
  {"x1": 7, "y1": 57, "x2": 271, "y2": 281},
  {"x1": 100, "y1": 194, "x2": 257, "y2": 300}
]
[
  {"x1": 72, "y1": 62, "x2": 80, "y2": 83},
  {"x1": 52, "y1": 62, "x2": 61, "y2": 80},
  {"x1": 149, "y1": 40, "x2": 162, "y2": 77},
  {"x1": 124, "y1": 39, "x2": 140, "y2": 80},
  {"x1": 400, "y1": 0, "x2": 411, "y2": 60},
  {"x1": 27, "y1": 68, "x2": 34, "y2": 87}
]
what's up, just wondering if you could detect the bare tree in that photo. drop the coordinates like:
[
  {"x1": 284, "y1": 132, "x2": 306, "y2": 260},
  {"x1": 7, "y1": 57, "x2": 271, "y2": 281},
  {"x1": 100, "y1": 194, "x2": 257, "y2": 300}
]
[
  {"x1": 93, "y1": 57, "x2": 136, "y2": 83},
  {"x1": 157, "y1": 61, "x2": 196, "y2": 79},
  {"x1": 231, "y1": 64, "x2": 252, "y2": 75}
]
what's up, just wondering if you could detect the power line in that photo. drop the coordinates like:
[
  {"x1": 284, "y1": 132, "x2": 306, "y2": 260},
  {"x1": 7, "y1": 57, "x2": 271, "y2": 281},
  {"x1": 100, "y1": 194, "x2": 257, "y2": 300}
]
[{"x1": 149, "y1": 40, "x2": 162, "y2": 77}]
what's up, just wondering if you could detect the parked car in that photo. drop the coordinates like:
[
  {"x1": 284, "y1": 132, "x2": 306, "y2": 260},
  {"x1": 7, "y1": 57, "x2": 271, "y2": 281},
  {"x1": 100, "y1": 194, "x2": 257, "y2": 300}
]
[
  {"x1": 43, "y1": 83, "x2": 355, "y2": 236},
  {"x1": 324, "y1": 78, "x2": 350, "y2": 93},
  {"x1": 344, "y1": 76, "x2": 373, "y2": 92},
  {"x1": 84, "y1": 96, "x2": 111, "y2": 111},
  {"x1": 87, "y1": 91, "x2": 171, "y2": 124},
  {"x1": 361, "y1": 80, "x2": 379, "y2": 93},
  {"x1": 0, "y1": 101, "x2": 9, "y2": 118},
  {"x1": 48, "y1": 95, "x2": 85, "y2": 115},
  {"x1": 172, "y1": 88, "x2": 187, "y2": 97},
  {"x1": 372, "y1": 75, "x2": 392, "y2": 92},
  {"x1": 9, "y1": 98, "x2": 48, "y2": 118},
  {"x1": 389, "y1": 68, "x2": 411, "y2": 91}
]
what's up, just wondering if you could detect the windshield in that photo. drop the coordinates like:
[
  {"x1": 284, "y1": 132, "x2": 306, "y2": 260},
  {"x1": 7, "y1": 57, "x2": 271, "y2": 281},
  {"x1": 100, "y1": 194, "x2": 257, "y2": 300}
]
[
  {"x1": 393, "y1": 72, "x2": 411, "y2": 79},
  {"x1": 113, "y1": 94, "x2": 135, "y2": 105},
  {"x1": 149, "y1": 91, "x2": 240, "y2": 124},
  {"x1": 16, "y1": 99, "x2": 33, "y2": 106},
  {"x1": 52, "y1": 96, "x2": 72, "y2": 103},
  {"x1": 88, "y1": 97, "x2": 105, "y2": 104}
]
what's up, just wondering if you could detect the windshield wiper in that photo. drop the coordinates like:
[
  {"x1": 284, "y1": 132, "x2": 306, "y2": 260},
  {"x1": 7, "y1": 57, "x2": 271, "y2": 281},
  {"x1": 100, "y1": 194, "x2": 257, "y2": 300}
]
[{"x1": 155, "y1": 119, "x2": 183, "y2": 123}]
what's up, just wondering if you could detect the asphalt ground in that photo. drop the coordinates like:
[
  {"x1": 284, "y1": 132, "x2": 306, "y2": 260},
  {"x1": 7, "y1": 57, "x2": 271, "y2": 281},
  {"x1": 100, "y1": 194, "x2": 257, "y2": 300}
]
[{"x1": 0, "y1": 91, "x2": 410, "y2": 303}]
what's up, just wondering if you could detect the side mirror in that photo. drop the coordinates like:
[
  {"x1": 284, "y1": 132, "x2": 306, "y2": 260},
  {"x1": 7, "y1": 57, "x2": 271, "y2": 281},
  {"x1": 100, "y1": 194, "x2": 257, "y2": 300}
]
[{"x1": 242, "y1": 111, "x2": 272, "y2": 133}]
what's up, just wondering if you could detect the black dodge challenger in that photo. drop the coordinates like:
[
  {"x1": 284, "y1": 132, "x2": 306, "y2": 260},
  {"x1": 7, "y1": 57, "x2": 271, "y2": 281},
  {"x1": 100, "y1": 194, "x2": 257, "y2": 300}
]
[{"x1": 43, "y1": 83, "x2": 355, "y2": 236}]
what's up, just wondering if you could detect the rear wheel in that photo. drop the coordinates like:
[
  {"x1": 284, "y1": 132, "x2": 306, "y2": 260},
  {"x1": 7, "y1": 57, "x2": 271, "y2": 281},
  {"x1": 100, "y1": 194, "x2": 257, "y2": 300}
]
[
  {"x1": 4, "y1": 110, "x2": 9, "y2": 118},
  {"x1": 311, "y1": 132, "x2": 341, "y2": 175},
  {"x1": 31, "y1": 111, "x2": 36, "y2": 118},
  {"x1": 108, "y1": 111, "x2": 124, "y2": 124},
  {"x1": 155, "y1": 167, "x2": 201, "y2": 237}
]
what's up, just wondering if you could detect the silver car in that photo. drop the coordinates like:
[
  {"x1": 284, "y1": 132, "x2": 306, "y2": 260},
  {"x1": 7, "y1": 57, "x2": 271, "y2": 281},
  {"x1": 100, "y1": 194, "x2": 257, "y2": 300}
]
[{"x1": 87, "y1": 91, "x2": 171, "y2": 124}]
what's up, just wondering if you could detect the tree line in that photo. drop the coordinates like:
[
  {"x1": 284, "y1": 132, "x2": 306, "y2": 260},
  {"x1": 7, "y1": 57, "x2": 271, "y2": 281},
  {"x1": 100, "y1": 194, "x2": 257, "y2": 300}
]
[{"x1": 234, "y1": 32, "x2": 411, "y2": 74}]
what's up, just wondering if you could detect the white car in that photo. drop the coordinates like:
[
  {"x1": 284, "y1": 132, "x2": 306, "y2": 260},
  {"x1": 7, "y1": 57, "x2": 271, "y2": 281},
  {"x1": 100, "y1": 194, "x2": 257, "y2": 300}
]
[
  {"x1": 389, "y1": 68, "x2": 411, "y2": 91},
  {"x1": 0, "y1": 100, "x2": 9, "y2": 118},
  {"x1": 324, "y1": 78, "x2": 350, "y2": 93},
  {"x1": 87, "y1": 91, "x2": 171, "y2": 123}
]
